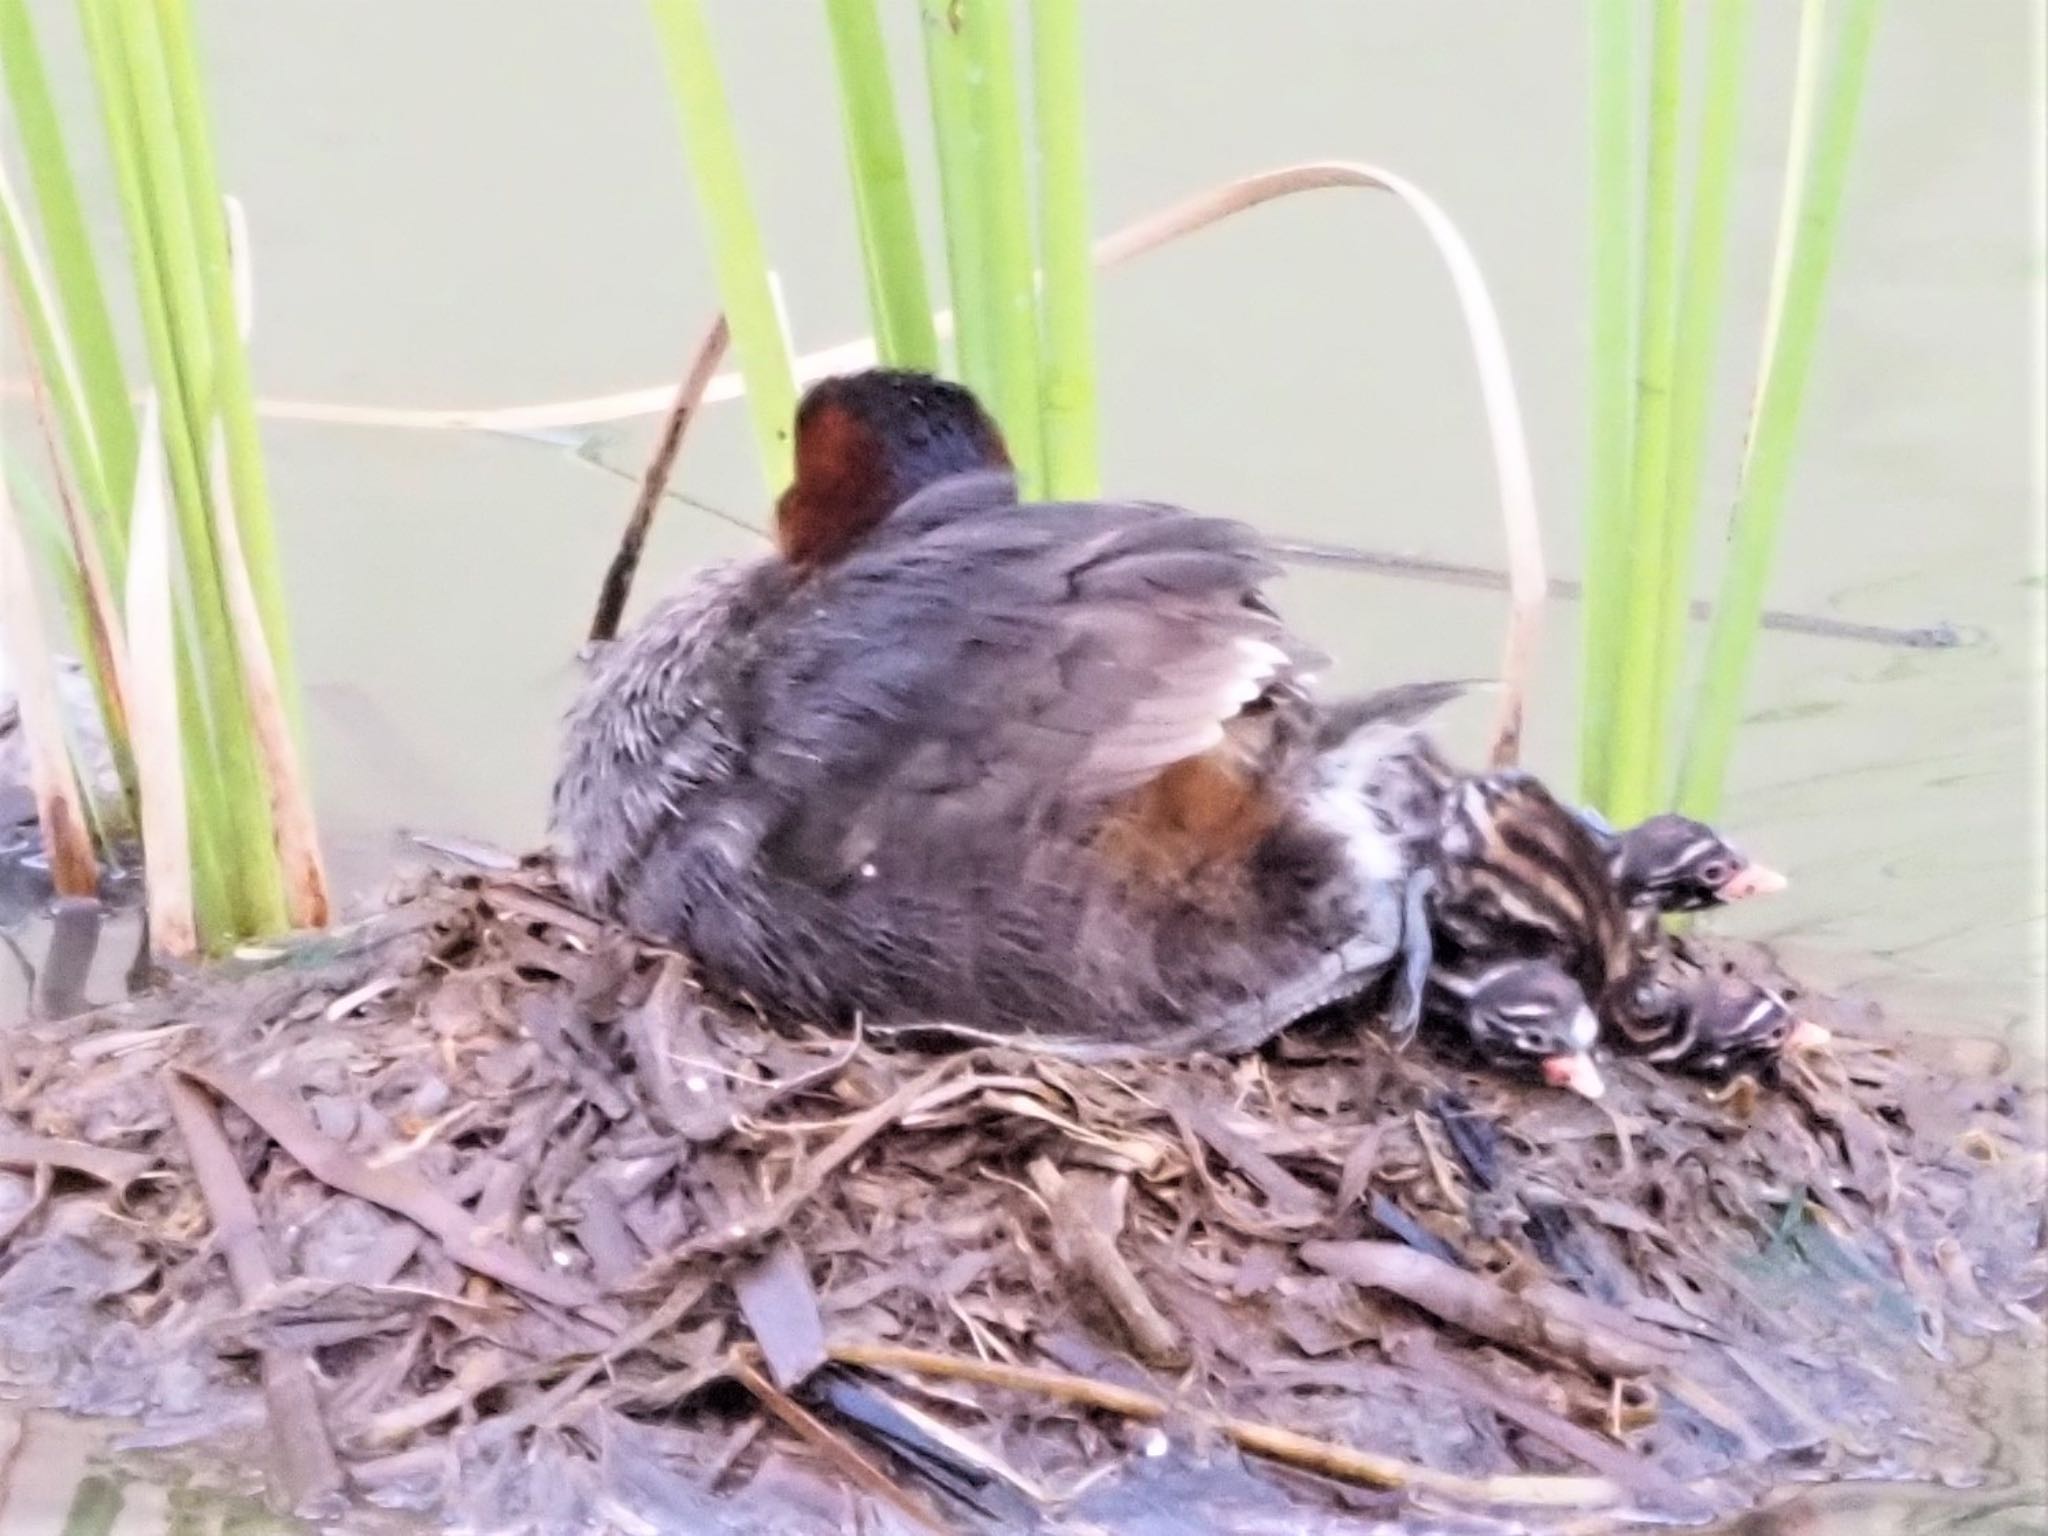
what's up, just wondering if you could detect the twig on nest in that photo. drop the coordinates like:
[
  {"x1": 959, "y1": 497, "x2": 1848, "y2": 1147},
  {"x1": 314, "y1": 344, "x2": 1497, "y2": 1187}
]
[
  {"x1": 469, "y1": 1274, "x2": 719, "y2": 1453},
  {"x1": 1302, "y1": 1241, "x2": 1674, "y2": 1380},
  {"x1": 1026, "y1": 1158, "x2": 1187, "y2": 1368},
  {"x1": 359, "y1": 1349, "x2": 514, "y2": 1451},
  {"x1": 588, "y1": 313, "x2": 731, "y2": 644},
  {"x1": 164, "y1": 1072, "x2": 344, "y2": 1516},
  {"x1": 0, "y1": 1132, "x2": 154, "y2": 1187},
  {"x1": 483, "y1": 881, "x2": 606, "y2": 944},
  {"x1": 829, "y1": 1342, "x2": 1624, "y2": 1509}
]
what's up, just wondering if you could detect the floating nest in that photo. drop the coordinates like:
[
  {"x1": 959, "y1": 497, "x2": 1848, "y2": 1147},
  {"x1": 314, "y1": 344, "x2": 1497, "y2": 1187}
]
[{"x1": 0, "y1": 863, "x2": 2041, "y2": 1535}]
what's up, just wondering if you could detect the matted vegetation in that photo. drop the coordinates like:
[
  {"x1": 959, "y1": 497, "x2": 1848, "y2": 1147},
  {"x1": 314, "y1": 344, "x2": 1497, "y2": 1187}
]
[{"x1": 0, "y1": 862, "x2": 2037, "y2": 1529}]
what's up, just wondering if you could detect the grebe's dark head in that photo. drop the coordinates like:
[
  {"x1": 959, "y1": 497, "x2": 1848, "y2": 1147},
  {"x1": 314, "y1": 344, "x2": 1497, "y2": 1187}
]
[
  {"x1": 776, "y1": 369, "x2": 1010, "y2": 567},
  {"x1": 1613, "y1": 813, "x2": 1786, "y2": 913}
]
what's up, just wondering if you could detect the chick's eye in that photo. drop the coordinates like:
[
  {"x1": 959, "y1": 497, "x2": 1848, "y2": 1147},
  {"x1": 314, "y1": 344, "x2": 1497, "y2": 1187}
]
[{"x1": 1698, "y1": 859, "x2": 1732, "y2": 885}]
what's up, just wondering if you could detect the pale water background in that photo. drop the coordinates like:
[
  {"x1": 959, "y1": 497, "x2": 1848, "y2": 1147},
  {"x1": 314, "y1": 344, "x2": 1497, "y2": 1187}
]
[{"x1": 1, "y1": 2, "x2": 2043, "y2": 1531}]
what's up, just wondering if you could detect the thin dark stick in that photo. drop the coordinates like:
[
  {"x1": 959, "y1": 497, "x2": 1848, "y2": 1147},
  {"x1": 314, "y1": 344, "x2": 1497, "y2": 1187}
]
[
  {"x1": 1270, "y1": 537, "x2": 1968, "y2": 651},
  {"x1": 587, "y1": 313, "x2": 731, "y2": 644},
  {"x1": 564, "y1": 444, "x2": 1962, "y2": 655}
]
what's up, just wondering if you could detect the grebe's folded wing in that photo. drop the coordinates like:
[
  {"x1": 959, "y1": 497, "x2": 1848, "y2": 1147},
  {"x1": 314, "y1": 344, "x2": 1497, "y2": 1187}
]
[{"x1": 748, "y1": 491, "x2": 1321, "y2": 879}]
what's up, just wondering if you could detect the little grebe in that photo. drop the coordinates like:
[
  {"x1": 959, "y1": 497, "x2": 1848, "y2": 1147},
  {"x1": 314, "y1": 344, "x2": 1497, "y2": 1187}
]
[
  {"x1": 1624, "y1": 963, "x2": 1831, "y2": 1080},
  {"x1": 550, "y1": 370, "x2": 1604, "y2": 1090},
  {"x1": 1315, "y1": 722, "x2": 1625, "y2": 1089},
  {"x1": 1411, "y1": 784, "x2": 1792, "y2": 1082},
  {"x1": 1430, "y1": 959, "x2": 1605, "y2": 1097},
  {"x1": 1603, "y1": 812, "x2": 1786, "y2": 914},
  {"x1": 1585, "y1": 809, "x2": 1806, "y2": 1070}
]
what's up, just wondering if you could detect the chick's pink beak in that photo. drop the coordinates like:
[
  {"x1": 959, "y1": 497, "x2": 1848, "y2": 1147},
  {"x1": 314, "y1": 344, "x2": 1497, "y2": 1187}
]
[
  {"x1": 1542, "y1": 1053, "x2": 1606, "y2": 1099},
  {"x1": 1716, "y1": 861, "x2": 1788, "y2": 901},
  {"x1": 1785, "y1": 1017, "x2": 1832, "y2": 1051}
]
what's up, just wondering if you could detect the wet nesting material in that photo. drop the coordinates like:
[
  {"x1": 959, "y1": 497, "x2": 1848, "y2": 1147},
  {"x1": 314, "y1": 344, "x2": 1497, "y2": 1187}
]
[{"x1": 0, "y1": 866, "x2": 2042, "y2": 1535}]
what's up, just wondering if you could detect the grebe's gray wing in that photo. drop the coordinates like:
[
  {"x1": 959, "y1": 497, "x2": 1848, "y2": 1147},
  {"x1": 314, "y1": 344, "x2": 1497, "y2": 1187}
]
[{"x1": 747, "y1": 484, "x2": 1320, "y2": 882}]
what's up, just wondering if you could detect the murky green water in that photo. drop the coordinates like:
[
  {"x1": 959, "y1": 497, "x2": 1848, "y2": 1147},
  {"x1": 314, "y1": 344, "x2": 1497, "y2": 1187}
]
[{"x1": 3, "y1": 1, "x2": 2043, "y2": 1530}]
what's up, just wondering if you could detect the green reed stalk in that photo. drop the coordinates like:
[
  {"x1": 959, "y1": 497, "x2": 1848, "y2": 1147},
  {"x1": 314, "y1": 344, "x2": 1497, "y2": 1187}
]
[
  {"x1": 919, "y1": 0, "x2": 996, "y2": 404},
  {"x1": 1741, "y1": 0, "x2": 1828, "y2": 476},
  {"x1": 0, "y1": 456, "x2": 130, "y2": 857},
  {"x1": 960, "y1": 0, "x2": 1044, "y2": 496},
  {"x1": 824, "y1": 0, "x2": 940, "y2": 371},
  {"x1": 1578, "y1": 0, "x2": 1640, "y2": 809},
  {"x1": 74, "y1": 0, "x2": 228, "y2": 911},
  {"x1": 106, "y1": 0, "x2": 287, "y2": 940},
  {"x1": 1031, "y1": 0, "x2": 1098, "y2": 499},
  {"x1": 646, "y1": 0, "x2": 797, "y2": 488},
  {"x1": 1679, "y1": 0, "x2": 1881, "y2": 819},
  {"x1": 1649, "y1": 0, "x2": 1751, "y2": 793},
  {"x1": 0, "y1": 462, "x2": 78, "y2": 621},
  {"x1": 1602, "y1": 0, "x2": 1684, "y2": 826},
  {"x1": 158, "y1": 5, "x2": 327, "y2": 930},
  {"x1": 0, "y1": 0, "x2": 136, "y2": 539},
  {"x1": 79, "y1": 0, "x2": 257, "y2": 943},
  {"x1": 157, "y1": 0, "x2": 306, "y2": 736}
]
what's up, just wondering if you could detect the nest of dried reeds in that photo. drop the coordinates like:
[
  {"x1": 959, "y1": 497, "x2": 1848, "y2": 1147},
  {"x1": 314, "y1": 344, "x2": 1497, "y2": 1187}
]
[{"x1": 0, "y1": 863, "x2": 2041, "y2": 1535}]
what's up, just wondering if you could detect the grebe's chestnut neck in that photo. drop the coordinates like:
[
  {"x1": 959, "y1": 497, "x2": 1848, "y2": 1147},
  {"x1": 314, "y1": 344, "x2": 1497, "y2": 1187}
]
[{"x1": 775, "y1": 369, "x2": 1010, "y2": 568}]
